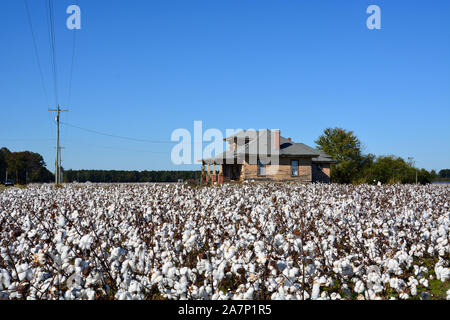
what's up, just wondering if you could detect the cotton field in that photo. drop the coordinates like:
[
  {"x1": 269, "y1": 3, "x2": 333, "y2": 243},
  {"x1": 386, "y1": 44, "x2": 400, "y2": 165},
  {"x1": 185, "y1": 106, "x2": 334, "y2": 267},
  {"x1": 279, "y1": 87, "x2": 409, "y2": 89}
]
[{"x1": 0, "y1": 183, "x2": 449, "y2": 300}]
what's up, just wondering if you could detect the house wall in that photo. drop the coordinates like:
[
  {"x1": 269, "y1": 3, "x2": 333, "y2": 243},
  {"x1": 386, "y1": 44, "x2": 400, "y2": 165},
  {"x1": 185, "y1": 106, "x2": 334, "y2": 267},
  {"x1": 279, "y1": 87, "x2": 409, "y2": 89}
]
[
  {"x1": 311, "y1": 163, "x2": 331, "y2": 183},
  {"x1": 241, "y1": 157, "x2": 312, "y2": 182}
]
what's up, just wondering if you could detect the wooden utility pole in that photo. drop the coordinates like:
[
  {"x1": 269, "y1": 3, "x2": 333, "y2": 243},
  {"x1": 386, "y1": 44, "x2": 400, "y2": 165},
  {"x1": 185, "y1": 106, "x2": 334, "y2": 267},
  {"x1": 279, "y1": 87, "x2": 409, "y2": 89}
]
[{"x1": 48, "y1": 105, "x2": 68, "y2": 184}]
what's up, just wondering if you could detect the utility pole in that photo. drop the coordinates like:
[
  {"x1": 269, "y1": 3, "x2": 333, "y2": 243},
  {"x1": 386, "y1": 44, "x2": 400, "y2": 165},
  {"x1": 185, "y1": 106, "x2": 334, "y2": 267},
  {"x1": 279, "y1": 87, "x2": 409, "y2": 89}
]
[
  {"x1": 48, "y1": 105, "x2": 68, "y2": 184},
  {"x1": 408, "y1": 157, "x2": 418, "y2": 184},
  {"x1": 59, "y1": 146, "x2": 65, "y2": 183}
]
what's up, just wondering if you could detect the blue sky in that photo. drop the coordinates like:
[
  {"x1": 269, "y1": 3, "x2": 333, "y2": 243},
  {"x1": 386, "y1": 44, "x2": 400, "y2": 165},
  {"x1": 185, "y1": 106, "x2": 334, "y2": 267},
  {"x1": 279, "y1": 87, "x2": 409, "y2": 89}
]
[{"x1": 1, "y1": 0, "x2": 449, "y2": 171}]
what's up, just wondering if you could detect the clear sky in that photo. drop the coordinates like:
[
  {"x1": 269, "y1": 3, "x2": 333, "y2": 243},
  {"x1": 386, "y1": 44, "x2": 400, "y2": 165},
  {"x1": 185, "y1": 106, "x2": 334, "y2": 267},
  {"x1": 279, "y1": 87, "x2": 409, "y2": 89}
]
[{"x1": 1, "y1": 0, "x2": 449, "y2": 172}]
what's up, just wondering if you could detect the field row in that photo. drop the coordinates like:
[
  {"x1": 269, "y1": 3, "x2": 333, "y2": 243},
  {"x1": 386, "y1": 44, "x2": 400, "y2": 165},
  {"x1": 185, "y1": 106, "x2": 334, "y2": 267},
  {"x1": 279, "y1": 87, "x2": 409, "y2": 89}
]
[{"x1": 0, "y1": 183, "x2": 448, "y2": 300}]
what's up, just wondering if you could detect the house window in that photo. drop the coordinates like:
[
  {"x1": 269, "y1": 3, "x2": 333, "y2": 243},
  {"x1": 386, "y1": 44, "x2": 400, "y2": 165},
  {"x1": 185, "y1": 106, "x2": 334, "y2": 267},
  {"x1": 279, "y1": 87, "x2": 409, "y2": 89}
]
[
  {"x1": 257, "y1": 159, "x2": 266, "y2": 176},
  {"x1": 291, "y1": 160, "x2": 299, "y2": 177}
]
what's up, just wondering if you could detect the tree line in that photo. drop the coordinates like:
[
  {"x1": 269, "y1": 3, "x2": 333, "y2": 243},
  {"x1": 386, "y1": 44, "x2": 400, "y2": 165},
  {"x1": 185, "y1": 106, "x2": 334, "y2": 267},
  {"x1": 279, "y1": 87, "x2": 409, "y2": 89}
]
[
  {"x1": 1, "y1": 147, "x2": 201, "y2": 184},
  {"x1": 63, "y1": 170, "x2": 200, "y2": 183},
  {"x1": 315, "y1": 128, "x2": 447, "y2": 184},
  {"x1": 0, "y1": 147, "x2": 54, "y2": 184}
]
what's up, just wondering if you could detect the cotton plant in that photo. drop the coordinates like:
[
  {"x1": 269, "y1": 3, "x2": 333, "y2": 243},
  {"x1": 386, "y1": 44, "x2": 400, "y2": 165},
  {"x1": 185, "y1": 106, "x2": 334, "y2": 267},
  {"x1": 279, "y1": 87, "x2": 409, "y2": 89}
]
[{"x1": 0, "y1": 183, "x2": 448, "y2": 300}]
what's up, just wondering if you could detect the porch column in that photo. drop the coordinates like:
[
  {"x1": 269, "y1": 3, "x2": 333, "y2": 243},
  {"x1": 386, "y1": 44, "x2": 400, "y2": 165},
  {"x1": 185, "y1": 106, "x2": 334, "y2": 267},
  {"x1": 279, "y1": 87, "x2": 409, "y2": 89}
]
[
  {"x1": 219, "y1": 163, "x2": 223, "y2": 185},
  {"x1": 207, "y1": 164, "x2": 211, "y2": 184},
  {"x1": 212, "y1": 163, "x2": 216, "y2": 184},
  {"x1": 201, "y1": 164, "x2": 205, "y2": 185}
]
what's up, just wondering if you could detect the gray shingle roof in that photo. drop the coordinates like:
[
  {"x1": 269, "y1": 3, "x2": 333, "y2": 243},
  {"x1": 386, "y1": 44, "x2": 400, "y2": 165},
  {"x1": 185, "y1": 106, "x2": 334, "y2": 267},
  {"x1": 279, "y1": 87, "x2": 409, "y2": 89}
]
[
  {"x1": 311, "y1": 149, "x2": 335, "y2": 163},
  {"x1": 201, "y1": 130, "x2": 335, "y2": 164}
]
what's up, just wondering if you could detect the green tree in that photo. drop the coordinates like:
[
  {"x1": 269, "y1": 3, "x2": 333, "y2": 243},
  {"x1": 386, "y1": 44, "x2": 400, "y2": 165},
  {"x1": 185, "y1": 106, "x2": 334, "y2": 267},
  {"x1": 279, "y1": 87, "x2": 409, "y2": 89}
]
[
  {"x1": 315, "y1": 127, "x2": 363, "y2": 183},
  {"x1": 0, "y1": 148, "x2": 10, "y2": 181},
  {"x1": 438, "y1": 169, "x2": 450, "y2": 179},
  {"x1": 1, "y1": 148, "x2": 54, "y2": 184},
  {"x1": 360, "y1": 155, "x2": 432, "y2": 185}
]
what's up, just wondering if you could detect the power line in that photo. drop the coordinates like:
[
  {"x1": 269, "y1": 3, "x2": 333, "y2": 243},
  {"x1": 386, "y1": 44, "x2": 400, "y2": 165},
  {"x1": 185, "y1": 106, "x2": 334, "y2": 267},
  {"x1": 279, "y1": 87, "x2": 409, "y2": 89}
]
[
  {"x1": 46, "y1": 0, "x2": 58, "y2": 105},
  {"x1": 60, "y1": 121, "x2": 176, "y2": 144},
  {"x1": 68, "y1": 0, "x2": 79, "y2": 105},
  {"x1": 24, "y1": 0, "x2": 49, "y2": 105}
]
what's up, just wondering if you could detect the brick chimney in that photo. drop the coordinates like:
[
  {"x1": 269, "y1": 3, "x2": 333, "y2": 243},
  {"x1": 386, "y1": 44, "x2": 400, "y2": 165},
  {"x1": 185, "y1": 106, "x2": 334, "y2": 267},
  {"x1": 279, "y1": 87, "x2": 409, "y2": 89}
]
[{"x1": 273, "y1": 130, "x2": 280, "y2": 150}]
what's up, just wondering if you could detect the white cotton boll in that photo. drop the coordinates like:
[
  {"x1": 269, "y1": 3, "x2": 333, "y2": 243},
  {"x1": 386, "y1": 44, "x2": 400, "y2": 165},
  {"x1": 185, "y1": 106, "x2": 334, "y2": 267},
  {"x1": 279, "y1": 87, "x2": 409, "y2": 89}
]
[
  {"x1": 162, "y1": 262, "x2": 171, "y2": 275},
  {"x1": 256, "y1": 253, "x2": 267, "y2": 264},
  {"x1": 18, "y1": 272, "x2": 26, "y2": 282},
  {"x1": 74, "y1": 258, "x2": 82, "y2": 268},
  {"x1": 419, "y1": 278, "x2": 428, "y2": 288},
  {"x1": 289, "y1": 268, "x2": 299, "y2": 278},
  {"x1": 318, "y1": 276, "x2": 327, "y2": 285},
  {"x1": 389, "y1": 278, "x2": 400, "y2": 291},
  {"x1": 311, "y1": 282, "x2": 320, "y2": 300},
  {"x1": 372, "y1": 283, "x2": 383, "y2": 294},
  {"x1": 25, "y1": 268, "x2": 33, "y2": 282},
  {"x1": 214, "y1": 270, "x2": 225, "y2": 283},
  {"x1": 151, "y1": 272, "x2": 163, "y2": 283},
  {"x1": 386, "y1": 259, "x2": 399, "y2": 273},
  {"x1": 121, "y1": 260, "x2": 129, "y2": 275},
  {"x1": 17, "y1": 263, "x2": 30, "y2": 281},
  {"x1": 79, "y1": 234, "x2": 93, "y2": 250},
  {"x1": 71, "y1": 211, "x2": 79, "y2": 220},
  {"x1": 86, "y1": 288, "x2": 96, "y2": 300},
  {"x1": 167, "y1": 267, "x2": 177, "y2": 280},
  {"x1": 205, "y1": 262, "x2": 213, "y2": 273},
  {"x1": 399, "y1": 292, "x2": 409, "y2": 300},
  {"x1": 330, "y1": 292, "x2": 341, "y2": 300},
  {"x1": 446, "y1": 289, "x2": 450, "y2": 300},
  {"x1": 16, "y1": 264, "x2": 24, "y2": 274},
  {"x1": 368, "y1": 272, "x2": 380, "y2": 285},
  {"x1": 118, "y1": 291, "x2": 132, "y2": 300},
  {"x1": 410, "y1": 285, "x2": 417, "y2": 296},
  {"x1": 244, "y1": 287, "x2": 254, "y2": 300},
  {"x1": 364, "y1": 289, "x2": 377, "y2": 300},
  {"x1": 0, "y1": 270, "x2": 11, "y2": 289},
  {"x1": 354, "y1": 280, "x2": 365, "y2": 294},
  {"x1": 58, "y1": 216, "x2": 66, "y2": 227},
  {"x1": 64, "y1": 290, "x2": 75, "y2": 300},
  {"x1": 180, "y1": 267, "x2": 188, "y2": 276},
  {"x1": 320, "y1": 291, "x2": 329, "y2": 300},
  {"x1": 408, "y1": 276, "x2": 419, "y2": 287},
  {"x1": 435, "y1": 265, "x2": 450, "y2": 282},
  {"x1": 27, "y1": 229, "x2": 37, "y2": 239}
]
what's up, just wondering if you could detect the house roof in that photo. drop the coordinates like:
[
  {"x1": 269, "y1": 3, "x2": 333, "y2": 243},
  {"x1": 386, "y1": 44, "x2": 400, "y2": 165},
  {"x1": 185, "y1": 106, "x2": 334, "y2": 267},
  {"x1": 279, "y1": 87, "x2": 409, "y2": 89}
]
[
  {"x1": 312, "y1": 150, "x2": 335, "y2": 163},
  {"x1": 202, "y1": 130, "x2": 335, "y2": 164}
]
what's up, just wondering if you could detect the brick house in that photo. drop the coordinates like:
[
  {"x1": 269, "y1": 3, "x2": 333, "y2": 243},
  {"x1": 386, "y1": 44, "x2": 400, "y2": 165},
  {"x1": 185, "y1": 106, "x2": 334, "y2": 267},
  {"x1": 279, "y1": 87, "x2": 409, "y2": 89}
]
[{"x1": 201, "y1": 129, "x2": 335, "y2": 183}]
